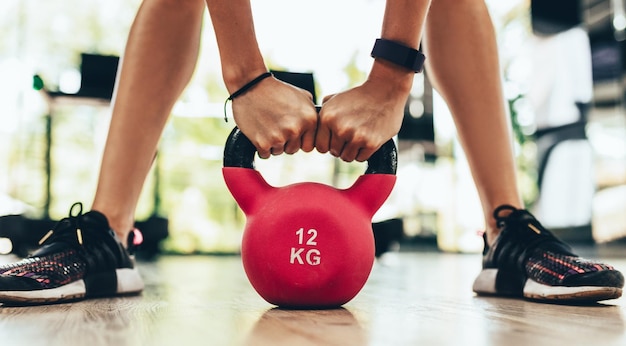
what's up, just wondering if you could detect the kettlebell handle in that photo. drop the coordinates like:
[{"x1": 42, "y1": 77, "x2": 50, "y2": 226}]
[{"x1": 223, "y1": 126, "x2": 397, "y2": 175}]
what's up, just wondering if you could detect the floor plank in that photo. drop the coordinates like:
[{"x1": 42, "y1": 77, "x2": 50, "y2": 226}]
[{"x1": 0, "y1": 251, "x2": 624, "y2": 346}]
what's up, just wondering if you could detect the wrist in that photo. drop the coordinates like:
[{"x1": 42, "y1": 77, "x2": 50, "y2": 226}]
[
  {"x1": 367, "y1": 59, "x2": 414, "y2": 96},
  {"x1": 222, "y1": 62, "x2": 269, "y2": 94}
]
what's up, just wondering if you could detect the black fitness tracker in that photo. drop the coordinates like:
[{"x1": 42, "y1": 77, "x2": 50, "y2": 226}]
[{"x1": 370, "y1": 38, "x2": 425, "y2": 73}]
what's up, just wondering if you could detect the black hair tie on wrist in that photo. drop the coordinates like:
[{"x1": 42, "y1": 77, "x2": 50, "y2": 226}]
[{"x1": 223, "y1": 71, "x2": 273, "y2": 122}]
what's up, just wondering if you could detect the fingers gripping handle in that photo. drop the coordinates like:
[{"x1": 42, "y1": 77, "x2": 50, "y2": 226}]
[
  {"x1": 222, "y1": 127, "x2": 398, "y2": 216},
  {"x1": 222, "y1": 127, "x2": 398, "y2": 174}
]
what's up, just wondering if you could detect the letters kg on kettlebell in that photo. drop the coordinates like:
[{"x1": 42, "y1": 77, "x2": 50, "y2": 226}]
[{"x1": 290, "y1": 228, "x2": 321, "y2": 265}]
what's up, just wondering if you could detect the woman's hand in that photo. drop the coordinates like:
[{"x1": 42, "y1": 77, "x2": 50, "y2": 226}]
[
  {"x1": 316, "y1": 67, "x2": 413, "y2": 162},
  {"x1": 232, "y1": 76, "x2": 318, "y2": 159}
]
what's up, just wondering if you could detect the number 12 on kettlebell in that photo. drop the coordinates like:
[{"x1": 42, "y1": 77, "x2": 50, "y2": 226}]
[
  {"x1": 291, "y1": 228, "x2": 321, "y2": 266},
  {"x1": 223, "y1": 127, "x2": 397, "y2": 309}
]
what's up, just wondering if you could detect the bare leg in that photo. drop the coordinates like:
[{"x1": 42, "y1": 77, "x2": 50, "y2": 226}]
[
  {"x1": 92, "y1": 0, "x2": 205, "y2": 245},
  {"x1": 423, "y1": 0, "x2": 522, "y2": 245}
]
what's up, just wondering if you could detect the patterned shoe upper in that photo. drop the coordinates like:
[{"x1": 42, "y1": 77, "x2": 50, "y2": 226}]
[
  {"x1": 482, "y1": 205, "x2": 624, "y2": 295},
  {"x1": 0, "y1": 203, "x2": 135, "y2": 294}
]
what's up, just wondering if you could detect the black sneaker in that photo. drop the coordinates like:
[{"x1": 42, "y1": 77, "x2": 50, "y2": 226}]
[
  {"x1": 473, "y1": 205, "x2": 624, "y2": 302},
  {"x1": 0, "y1": 202, "x2": 144, "y2": 304}
]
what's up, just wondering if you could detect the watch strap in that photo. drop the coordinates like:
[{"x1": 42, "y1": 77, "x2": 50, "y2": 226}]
[{"x1": 370, "y1": 38, "x2": 425, "y2": 73}]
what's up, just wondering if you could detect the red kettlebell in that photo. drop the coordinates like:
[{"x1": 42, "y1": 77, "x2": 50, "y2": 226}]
[{"x1": 222, "y1": 127, "x2": 397, "y2": 309}]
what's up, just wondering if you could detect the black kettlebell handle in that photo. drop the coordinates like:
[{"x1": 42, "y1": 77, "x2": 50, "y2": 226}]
[{"x1": 223, "y1": 126, "x2": 397, "y2": 175}]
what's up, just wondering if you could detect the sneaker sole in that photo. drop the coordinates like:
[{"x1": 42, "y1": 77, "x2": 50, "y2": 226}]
[
  {"x1": 523, "y1": 279, "x2": 622, "y2": 301},
  {"x1": 473, "y1": 268, "x2": 623, "y2": 302},
  {"x1": 0, "y1": 268, "x2": 144, "y2": 304}
]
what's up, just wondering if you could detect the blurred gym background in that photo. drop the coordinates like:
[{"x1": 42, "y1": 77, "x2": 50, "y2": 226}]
[{"x1": 0, "y1": 0, "x2": 624, "y2": 258}]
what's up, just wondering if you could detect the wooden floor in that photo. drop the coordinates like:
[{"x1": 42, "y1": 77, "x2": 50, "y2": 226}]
[{"x1": 0, "y1": 248, "x2": 625, "y2": 346}]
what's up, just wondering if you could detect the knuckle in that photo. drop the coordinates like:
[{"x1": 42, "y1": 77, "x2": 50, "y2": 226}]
[
  {"x1": 266, "y1": 133, "x2": 284, "y2": 147},
  {"x1": 330, "y1": 125, "x2": 350, "y2": 139},
  {"x1": 283, "y1": 126, "x2": 299, "y2": 139},
  {"x1": 256, "y1": 139, "x2": 272, "y2": 151}
]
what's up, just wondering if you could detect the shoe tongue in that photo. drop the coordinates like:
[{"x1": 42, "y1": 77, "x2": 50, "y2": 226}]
[
  {"x1": 500, "y1": 209, "x2": 535, "y2": 226},
  {"x1": 81, "y1": 210, "x2": 111, "y2": 232},
  {"x1": 515, "y1": 211, "x2": 535, "y2": 222}
]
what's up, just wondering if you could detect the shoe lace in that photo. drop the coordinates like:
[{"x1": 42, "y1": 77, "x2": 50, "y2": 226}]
[{"x1": 38, "y1": 202, "x2": 86, "y2": 246}]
